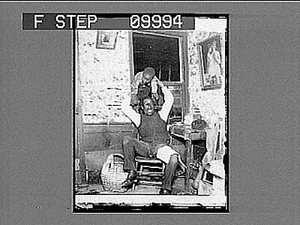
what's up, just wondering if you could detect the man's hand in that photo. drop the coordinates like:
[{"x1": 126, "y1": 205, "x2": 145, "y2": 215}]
[
  {"x1": 130, "y1": 97, "x2": 139, "y2": 107},
  {"x1": 132, "y1": 105, "x2": 140, "y2": 113}
]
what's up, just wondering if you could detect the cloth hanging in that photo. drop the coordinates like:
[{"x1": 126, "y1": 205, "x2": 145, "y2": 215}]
[
  {"x1": 193, "y1": 116, "x2": 226, "y2": 196},
  {"x1": 156, "y1": 145, "x2": 187, "y2": 170},
  {"x1": 202, "y1": 116, "x2": 222, "y2": 166}
]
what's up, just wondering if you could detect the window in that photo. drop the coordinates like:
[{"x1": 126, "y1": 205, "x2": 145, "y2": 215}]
[
  {"x1": 133, "y1": 32, "x2": 181, "y2": 82},
  {"x1": 131, "y1": 31, "x2": 189, "y2": 123}
]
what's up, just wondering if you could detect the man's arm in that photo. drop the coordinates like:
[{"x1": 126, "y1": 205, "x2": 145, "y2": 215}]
[
  {"x1": 122, "y1": 95, "x2": 141, "y2": 127},
  {"x1": 130, "y1": 72, "x2": 142, "y2": 106},
  {"x1": 158, "y1": 81, "x2": 174, "y2": 122},
  {"x1": 131, "y1": 75, "x2": 140, "y2": 96}
]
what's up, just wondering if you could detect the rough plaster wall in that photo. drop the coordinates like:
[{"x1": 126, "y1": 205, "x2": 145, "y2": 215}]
[
  {"x1": 78, "y1": 30, "x2": 131, "y2": 124},
  {"x1": 78, "y1": 29, "x2": 226, "y2": 124},
  {"x1": 187, "y1": 30, "x2": 226, "y2": 121}
]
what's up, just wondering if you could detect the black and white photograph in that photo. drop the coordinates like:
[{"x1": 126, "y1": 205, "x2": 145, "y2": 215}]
[{"x1": 74, "y1": 15, "x2": 228, "y2": 212}]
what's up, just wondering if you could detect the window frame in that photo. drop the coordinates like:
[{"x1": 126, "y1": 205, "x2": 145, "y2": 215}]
[{"x1": 129, "y1": 30, "x2": 190, "y2": 122}]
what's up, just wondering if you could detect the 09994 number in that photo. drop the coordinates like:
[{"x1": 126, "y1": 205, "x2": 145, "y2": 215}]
[{"x1": 130, "y1": 15, "x2": 183, "y2": 29}]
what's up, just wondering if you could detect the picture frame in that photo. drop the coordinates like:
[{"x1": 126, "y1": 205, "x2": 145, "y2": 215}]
[
  {"x1": 96, "y1": 31, "x2": 118, "y2": 49},
  {"x1": 197, "y1": 35, "x2": 223, "y2": 90}
]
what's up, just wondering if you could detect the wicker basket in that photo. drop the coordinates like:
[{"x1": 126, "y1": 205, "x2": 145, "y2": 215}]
[{"x1": 100, "y1": 153, "x2": 128, "y2": 192}]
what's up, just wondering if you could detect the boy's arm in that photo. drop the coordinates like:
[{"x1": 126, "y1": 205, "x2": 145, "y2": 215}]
[
  {"x1": 158, "y1": 81, "x2": 174, "y2": 122},
  {"x1": 151, "y1": 76, "x2": 159, "y2": 94}
]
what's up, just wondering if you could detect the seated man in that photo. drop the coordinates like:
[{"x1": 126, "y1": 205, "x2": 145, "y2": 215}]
[
  {"x1": 130, "y1": 67, "x2": 164, "y2": 113},
  {"x1": 121, "y1": 80, "x2": 186, "y2": 195}
]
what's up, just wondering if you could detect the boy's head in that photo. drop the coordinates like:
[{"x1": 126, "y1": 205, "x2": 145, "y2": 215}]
[{"x1": 142, "y1": 67, "x2": 155, "y2": 84}]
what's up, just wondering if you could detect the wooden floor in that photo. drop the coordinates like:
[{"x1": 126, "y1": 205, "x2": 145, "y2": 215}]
[
  {"x1": 74, "y1": 178, "x2": 227, "y2": 212},
  {"x1": 75, "y1": 177, "x2": 187, "y2": 195}
]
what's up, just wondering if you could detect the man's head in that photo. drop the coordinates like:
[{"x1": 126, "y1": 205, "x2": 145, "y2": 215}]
[
  {"x1": 142, "y1": 67, "x2": 155, "y2": 85},
  {"x1": 141, "y1": 96, "x2": 155, "y2": 116}
]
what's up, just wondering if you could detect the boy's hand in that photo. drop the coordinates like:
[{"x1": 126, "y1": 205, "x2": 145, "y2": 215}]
[
  {"x1": 152, "y1": 93, "x2": 159, "y2": 100},
  {"x1": 158, "y1": 97, "x2": 164, "y2": 106},
  {"x1": 156, "y1": 80, "x2": 164, "y2": 88}
]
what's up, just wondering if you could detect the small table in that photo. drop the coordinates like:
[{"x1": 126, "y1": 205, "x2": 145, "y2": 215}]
[{"x1": 169, "y1": 124, "x2": 206, "y2": 192}]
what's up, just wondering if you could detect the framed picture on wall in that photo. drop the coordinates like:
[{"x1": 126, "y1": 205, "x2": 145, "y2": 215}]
[
  {"x1": 96, "y1": 31, "x2": 118, "y2": 49},
  {"x1": 198, "y1": 35, "x2": 223, "y2": 90}
]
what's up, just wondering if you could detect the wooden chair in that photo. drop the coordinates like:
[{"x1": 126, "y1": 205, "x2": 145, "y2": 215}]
[
  {"x1": 131, "y1": 131, "x2": 165, "y2": 190},
  {"x1": 132, "y1": 156, "x2": 165, "y2": 190},
  {"x1": 131, "y1": 129, "x2": 185, "y2": 190}
]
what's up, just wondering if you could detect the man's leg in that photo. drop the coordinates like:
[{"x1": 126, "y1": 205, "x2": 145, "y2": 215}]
[
  {"x1": 122, "y1": 135, "x2": 150, "y2": 171},
  {"x1": 122, "y1": 135, "x2": 150, "y2": 189},
  {"x1": 160, "y1": 154, "x2": 178, "y2": 194}
]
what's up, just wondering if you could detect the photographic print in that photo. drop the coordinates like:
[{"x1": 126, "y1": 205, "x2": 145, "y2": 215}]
[{"x1": 74, "y1": 15, "x2": 228, "y2": 213}]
